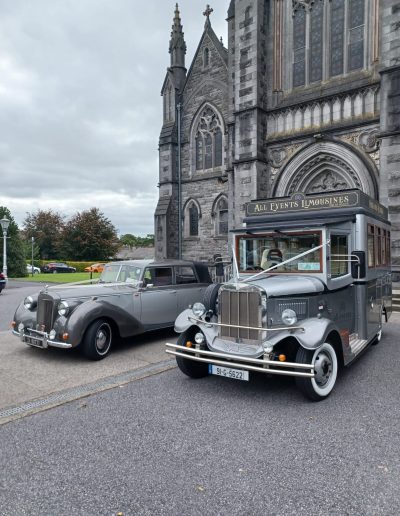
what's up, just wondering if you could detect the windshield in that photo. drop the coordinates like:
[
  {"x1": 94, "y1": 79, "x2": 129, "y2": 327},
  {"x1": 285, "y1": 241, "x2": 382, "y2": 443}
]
[
  {"x1": 100, "y1": 264, "x2": 143, "y2": 284},
  {"x1": 238, "y1": 232, "x2": 322, "y2": 273}
]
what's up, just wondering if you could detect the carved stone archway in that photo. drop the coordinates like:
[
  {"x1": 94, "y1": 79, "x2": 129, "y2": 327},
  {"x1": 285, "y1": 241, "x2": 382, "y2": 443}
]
[{"x1": 273, "y1": 141, "x2": 378, "y2": 199}]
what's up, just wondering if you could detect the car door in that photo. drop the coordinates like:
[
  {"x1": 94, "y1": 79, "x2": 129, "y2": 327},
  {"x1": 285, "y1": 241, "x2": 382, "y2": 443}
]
[
  {"x1": 138, "y1": 266, "x2": 178, "y2": 329},
  {"x1": 174, "y1": 265, "x2": 208, "y2": 313}
]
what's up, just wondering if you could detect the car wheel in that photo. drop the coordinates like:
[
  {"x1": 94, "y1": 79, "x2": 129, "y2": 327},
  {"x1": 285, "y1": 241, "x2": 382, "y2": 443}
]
[
  {"x1": 295, "y1": 342, "x2": 338, "y2": 401},
  {"x1": 82, "y1": 319, "x2": 112, "y2": 360},
  {"x1": 52, "y1": 270, "x2": 57, "y2": 274},
  {"x1": 175, "y1": 331, "x2": 208, "y2": 379}
]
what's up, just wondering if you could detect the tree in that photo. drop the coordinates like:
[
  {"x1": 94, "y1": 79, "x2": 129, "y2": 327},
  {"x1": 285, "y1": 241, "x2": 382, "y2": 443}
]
[
  {"x1": 60, "y1": 208, "x2": 120, "y2": 261},
  {"x1": 0, "y1": 207, "x2": 27, "y2": 278},
  {"x1": 120, "y1": 233, "x2": 154, "y2": 247},
  {"x1": 22, "y1": 238, "x2": 41, "y2": 264},
  {"x1": 23, "y1": 210, "x2": 64, "y2": 259}
]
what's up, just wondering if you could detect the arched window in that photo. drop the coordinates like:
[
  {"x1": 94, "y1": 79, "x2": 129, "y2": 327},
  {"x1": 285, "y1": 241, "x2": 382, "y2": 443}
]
[
  {"x1": 215, "y1": 197, "x2": 228, "y2": 236},
  {"x1": 189, "y1": 204, "x2": 199, "y2": 236},
  {"x1": 193, "y1": 106, "x2": 224, "y2": 172},
  {"x1": 292, "y1": 0, "x2": 366, "y2": 88}
]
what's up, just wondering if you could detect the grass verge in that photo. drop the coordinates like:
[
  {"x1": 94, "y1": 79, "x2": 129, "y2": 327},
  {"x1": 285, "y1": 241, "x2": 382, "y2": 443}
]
[{"x1": 13, "y1": 272, "x2": 101, "y2": 283}]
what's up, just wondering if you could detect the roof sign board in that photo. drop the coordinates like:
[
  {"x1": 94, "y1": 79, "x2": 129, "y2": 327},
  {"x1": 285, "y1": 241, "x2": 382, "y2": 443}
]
[{"x1": 245, "y1": 190, "x2": 388, "y2": 220}]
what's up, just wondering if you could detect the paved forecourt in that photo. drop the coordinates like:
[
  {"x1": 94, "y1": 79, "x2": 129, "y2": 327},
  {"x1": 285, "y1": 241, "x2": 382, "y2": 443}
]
[
  {"x1": 0, "y1": 327, "x2": 177, "y2": 424},
  {"x1": 1, "y1": 308, "x2": 399, "y2": 426}
]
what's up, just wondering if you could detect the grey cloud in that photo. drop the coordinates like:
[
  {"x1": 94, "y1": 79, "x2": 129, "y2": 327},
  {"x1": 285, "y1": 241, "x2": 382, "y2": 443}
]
[{"x1": 0, "y1": 0, "x2": 227, "y2": 235}]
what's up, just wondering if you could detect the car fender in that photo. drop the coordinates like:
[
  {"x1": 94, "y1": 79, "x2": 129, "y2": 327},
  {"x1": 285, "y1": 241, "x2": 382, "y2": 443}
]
[
  {"x1": 13, "y1": 302, "x2": 37, "y2": 329},
  {"x1": 174, "y1": 309, "x2": 196, "y2": 333},
  {"x1": 65, "y1": 298, "x2": 144, "y2": 347},
  {"x1": 287, "y1": 317, "x2": 341, "y2": 350}
]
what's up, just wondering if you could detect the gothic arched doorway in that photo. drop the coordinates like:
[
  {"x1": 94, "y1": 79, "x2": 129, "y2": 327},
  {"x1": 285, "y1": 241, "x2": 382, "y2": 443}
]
[{"x1": 272, "y1": 141, "x2": 378, "y2": 199}]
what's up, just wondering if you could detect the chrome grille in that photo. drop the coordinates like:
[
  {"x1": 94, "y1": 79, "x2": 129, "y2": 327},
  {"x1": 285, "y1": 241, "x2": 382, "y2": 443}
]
[
  {"x1": 219, "y1": 286, "x2": 261, "y2": 341},
  {"x1": 37, "y1": 296, "x2": 56, "y2": 332}
]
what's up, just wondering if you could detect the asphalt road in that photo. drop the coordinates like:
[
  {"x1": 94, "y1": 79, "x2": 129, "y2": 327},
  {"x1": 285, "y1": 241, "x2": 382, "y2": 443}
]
[{"x1": 0, "y1": 316, "x2": 399, "y2": 515}]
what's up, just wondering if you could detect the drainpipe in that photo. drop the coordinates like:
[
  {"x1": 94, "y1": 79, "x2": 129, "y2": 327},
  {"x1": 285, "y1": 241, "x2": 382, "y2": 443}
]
[{"x1": 177, "y1": 102, "x2": 182, "y2": 259}]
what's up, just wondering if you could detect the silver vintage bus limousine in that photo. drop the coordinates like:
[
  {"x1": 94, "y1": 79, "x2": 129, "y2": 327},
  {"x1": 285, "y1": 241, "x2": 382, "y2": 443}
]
[{"x1": 166, "y1": 190, "x2": 392, "y2": 401}]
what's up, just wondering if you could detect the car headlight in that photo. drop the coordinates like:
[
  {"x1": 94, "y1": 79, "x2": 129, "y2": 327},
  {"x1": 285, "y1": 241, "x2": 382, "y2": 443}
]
[
  {"x1": 194, "y1": 332, "x2": 205, "y2": 344},
  {"x1": 192, "y1": 302, "x2": 206, "y2": 318},
  {"x1": 58, "y1": 301, "x2": 69, "y2": 317},
  {"x1": 24, "y1": 296, "x2": 34, "y2": 310},
  {"x1": 281, "y1": 309, "x2": 297, "y2": 326},
  {"x1": 49, "y1": 329, "x2": 57, "y2": 340}
]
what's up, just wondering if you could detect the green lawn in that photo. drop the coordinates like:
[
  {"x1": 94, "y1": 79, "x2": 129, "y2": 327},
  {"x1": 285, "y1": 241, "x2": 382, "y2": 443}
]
[{"x1": 14, "y1": 272, "x2": 101, "y2": 283}]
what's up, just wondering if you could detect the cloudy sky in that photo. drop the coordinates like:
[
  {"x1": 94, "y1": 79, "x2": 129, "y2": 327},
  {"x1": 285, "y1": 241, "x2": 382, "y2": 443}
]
[{"x1": 0, "y1": 0, "x2": 228, "y2": 236}]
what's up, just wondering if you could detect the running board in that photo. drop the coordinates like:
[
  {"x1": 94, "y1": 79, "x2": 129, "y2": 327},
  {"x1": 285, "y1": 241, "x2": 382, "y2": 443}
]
[{"x1": 349, "y1": 334, "x2": 369, "y2": 356}]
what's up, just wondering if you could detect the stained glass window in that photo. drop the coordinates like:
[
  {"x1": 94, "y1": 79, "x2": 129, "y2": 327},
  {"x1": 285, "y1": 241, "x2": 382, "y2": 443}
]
[
  {"x1": 193, "y1": 106, "x2": 223, "y2": 172},
  {"x1": 330, "y1": 0, "x2": 345, "y2": 76},
  {"x1": 348, "y1": 0, "x2": 365, "y2": 71},
  {"x1": 204, "y1": 133, "x2": 213, "y2": 169},
  {"x1": 195, "y1": 134, "x2": 203, "y2": 170},
  {"x1": 217, "y1": 197, "x2": 228, "y2": 235},
  {"x1": 291, "y1": 0, "x2": 366, "y2": 88},
  {"x1": 310, "y1": 0, "x2": 323, "y2": 83},
  {"x1": 189, "y1": 205, "x2": 199, "y2": 236},
  {"x1": 214, "y1": 128, "x2": 222, "y2": 167},
  {"x1": 293, "y1": 8, "x2": 306, "y2": 87}
]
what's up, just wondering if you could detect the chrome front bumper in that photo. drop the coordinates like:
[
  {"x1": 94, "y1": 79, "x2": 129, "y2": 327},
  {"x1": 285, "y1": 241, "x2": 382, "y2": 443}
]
[
  {"x1": 12, "y1": 329, "x2": 72, "y2": 350},
  {"x1": 166, "y1": 343, "x2": 315, "y2": 378}
]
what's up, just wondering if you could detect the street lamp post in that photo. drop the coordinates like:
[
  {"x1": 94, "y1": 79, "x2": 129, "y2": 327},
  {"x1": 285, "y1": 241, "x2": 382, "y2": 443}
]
[
  {"x1": 31, "y1": 236, "x2": 34, "y2": 277},
  {"x1": 177, "y1": 102, "x2": 182, "y2": 260},
  {"x1": 0, "y1": 218, "x2": 10, "y2": 280}
]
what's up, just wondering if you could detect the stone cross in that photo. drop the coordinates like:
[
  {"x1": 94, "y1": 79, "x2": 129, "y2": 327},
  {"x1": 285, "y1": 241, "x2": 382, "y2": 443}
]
[{"x1": 203, "y1": 4, "x2": 213, "y2": 20}]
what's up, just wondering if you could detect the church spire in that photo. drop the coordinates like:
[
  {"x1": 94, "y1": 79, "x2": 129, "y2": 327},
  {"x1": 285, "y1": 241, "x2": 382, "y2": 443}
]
[{"x1": 169, "y1": 3, "x2": 186, "y2": 69}]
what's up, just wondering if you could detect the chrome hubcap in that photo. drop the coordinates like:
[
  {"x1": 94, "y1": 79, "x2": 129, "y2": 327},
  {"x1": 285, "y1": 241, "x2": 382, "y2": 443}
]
[
  {"x1": 96, "y1": 328, "x2": 109, "y2": 351},
  {"x1": 314, "y1": 352, "x2": 333, "y2": 387}
]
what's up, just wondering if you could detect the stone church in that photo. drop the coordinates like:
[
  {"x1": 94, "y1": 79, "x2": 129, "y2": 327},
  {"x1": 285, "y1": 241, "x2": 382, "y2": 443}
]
[{"x1": 155, "y1": 1, "x2": 400, "y2": 266}]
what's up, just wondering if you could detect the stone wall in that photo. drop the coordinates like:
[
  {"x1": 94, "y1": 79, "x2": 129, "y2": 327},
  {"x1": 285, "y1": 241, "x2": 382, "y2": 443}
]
[
  {"x1": 379, "y1": 0, "x2": 400, "y2": 267},
  {"x1": 179, "y1": 28, "x2": 230, "y2": 261}
]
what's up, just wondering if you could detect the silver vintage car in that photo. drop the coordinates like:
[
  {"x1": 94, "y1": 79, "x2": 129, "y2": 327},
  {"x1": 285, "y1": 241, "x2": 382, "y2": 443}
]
[
  {"x1": 12, "y1": 260, "x2": 212, "y2": 360},
  {"x1": 167, "y1": 190, "x2": 392, "y2": 401}
]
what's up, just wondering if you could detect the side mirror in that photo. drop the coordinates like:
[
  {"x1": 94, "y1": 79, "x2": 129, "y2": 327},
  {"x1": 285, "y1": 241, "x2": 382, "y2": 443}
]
[
  {"x1": 139, "y1": 281, "x2": 153, "y2": 290},
  {"x1": 351, "y1": 251, "x2": 366, "y2": 279}
]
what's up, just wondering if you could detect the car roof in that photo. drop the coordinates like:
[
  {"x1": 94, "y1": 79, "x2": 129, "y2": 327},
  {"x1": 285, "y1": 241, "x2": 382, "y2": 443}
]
[
  {"x1": 108, "y1": 259, "x2": 208, "y2": 267},
  {"x1": 106, "y1": 259, "x2": 212, "y2": 282}
]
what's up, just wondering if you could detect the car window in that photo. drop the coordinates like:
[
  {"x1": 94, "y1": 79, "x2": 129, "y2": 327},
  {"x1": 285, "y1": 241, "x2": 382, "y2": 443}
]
[
  {"x1": 175, "y1": 266, "x2": 198, "y2": 284},
  {"x1": 144, "y1": 267, "x2": 173, "y2": 287},
  {"x1": 101, "y1": 264, "x2": 121, "y2": 282},
  {"x1": 124, "y1": 266, "x2": 142, "y2": 284},
  {"x1": 330, "y1": 234, "x2": 349, "y2": 278}
]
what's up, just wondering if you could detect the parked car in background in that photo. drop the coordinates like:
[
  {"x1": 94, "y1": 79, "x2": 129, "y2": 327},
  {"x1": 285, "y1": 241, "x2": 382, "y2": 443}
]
[
  {"x1": 26, "y1": 264, "x2": 41, "y2": 275},
  {"x1": 0, "y1": 272, "x2": 5, "y2": 293},
  {"x1": 12, "y1": 260, "x2": 212, "y2": 360},
  {"x1": 41, "y1": 262, "x2": 76, "y2": 274},
  {"x1": 84, "y1": 263, "x2": 106, "y2": 273}
]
